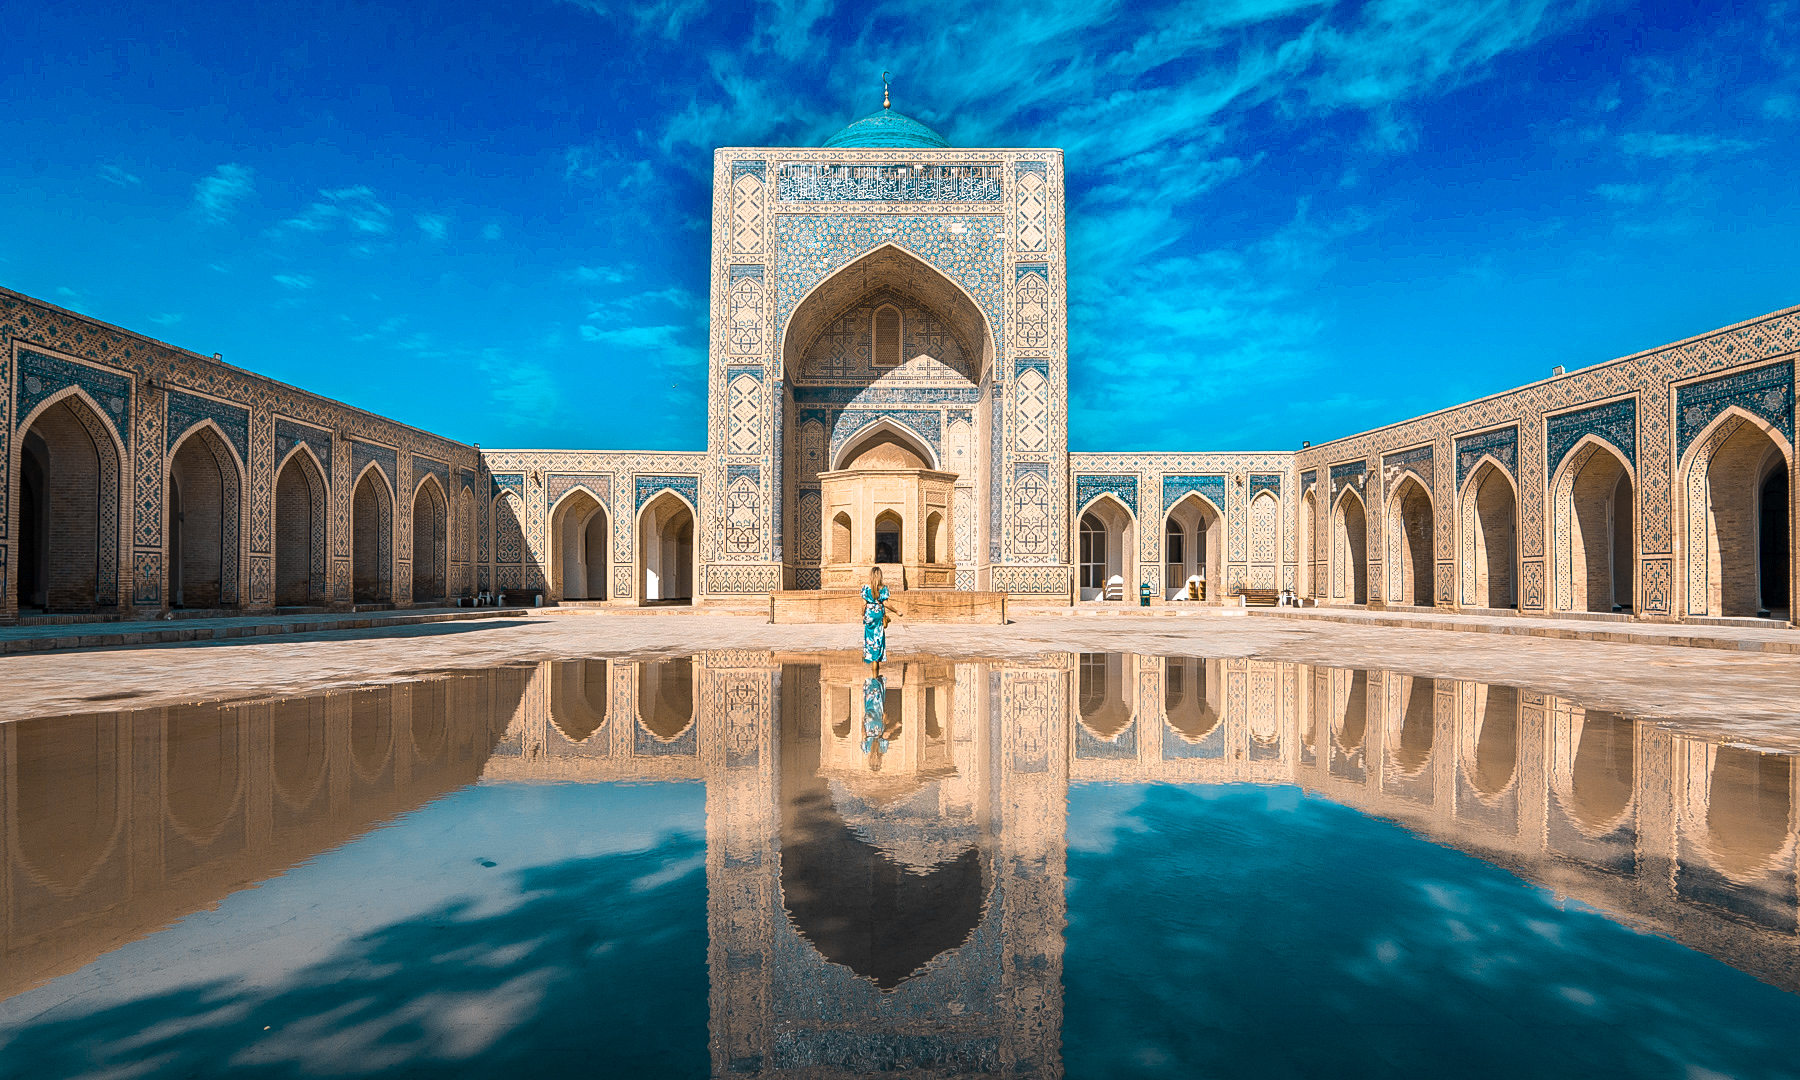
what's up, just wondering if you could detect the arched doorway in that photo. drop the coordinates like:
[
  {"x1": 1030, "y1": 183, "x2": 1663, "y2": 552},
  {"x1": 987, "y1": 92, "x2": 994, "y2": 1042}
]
[
  {"x1": 1078, "y1": 495, "x2": 1134, "y2": 601},
  {"x1": 1554, "y1": 441, "x2": 1634, "y2": 613},
  {"x1": 1551, "y1": 708, "x2": 1635, "y2": 837},
  {"x1": 638, "y1": 491, "x2": 694, "y2": 605},
  {"x1": 1460, "y1": 683, "x2": 1520, "y2": 799},
  {"x1": 167, "y1": 425, "x2": 242, "y2": 609},
  {"x1": 1163, "y1": 493, "x2": 1222, "y2": 600},
  {"x1": 1077, "y1": 652, "x2": 1133, "y2": 738},
  {"x1": 274, "y1": 448, "x2": 327, "y2": 606},
  {"x1": 1461, "y1": 461, "x2": 1518, "y2": 609},
  {"x1": 1334, "y1": 489, "x2": 1369, "y2": 604},
  {"x1": 1163, "y1": 657, "x2": 1220, "y2": 743},
  {"x1": 550, "y1": 659, "x2": 610, "y2": 743},
  {"x1": 779, "y1": 244, "x2": 994, "y2": 593},
  {"x1": 1386, "y1": 475, "x2": 1434, "y2": 607},
  {"x1": 550, "y1": 489, "x2": 609, "y2": 601},
  {"x1": 352, "y1": 466, "x2": 394, "y2": 603},
  {"x1": 1682, "y1": 413, "x2": 1792, "y2": 618},
  {"x1": 637, "y1": 657, "x2": 695, "y2": 738},
  {"x1": 412, "y1": 477, "x2": 448, "y2": 604},
  {"x1": 16, "y1": 395, "x2": 121, "y2": 613}
]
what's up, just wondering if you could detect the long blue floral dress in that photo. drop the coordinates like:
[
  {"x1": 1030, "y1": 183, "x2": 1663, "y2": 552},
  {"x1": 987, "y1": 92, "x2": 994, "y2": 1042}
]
[
  {"x1": 861, "y1": 583, "x2": 889, "y2": 663},
  {"x1": 861, "y1": 676, "x2": 889, "y2": 754}
]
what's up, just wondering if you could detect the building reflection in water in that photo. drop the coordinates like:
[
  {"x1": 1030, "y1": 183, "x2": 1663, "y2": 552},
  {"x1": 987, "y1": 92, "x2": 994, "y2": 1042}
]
[{"x1": 3, "y1": 651, "x2": 1798, "y2": 1077}]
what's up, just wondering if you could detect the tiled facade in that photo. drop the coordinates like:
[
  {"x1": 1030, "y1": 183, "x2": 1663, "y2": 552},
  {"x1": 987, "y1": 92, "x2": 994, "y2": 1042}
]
[{"x1": 4, "y1": 120, "x2": 1796, "y2": 623}]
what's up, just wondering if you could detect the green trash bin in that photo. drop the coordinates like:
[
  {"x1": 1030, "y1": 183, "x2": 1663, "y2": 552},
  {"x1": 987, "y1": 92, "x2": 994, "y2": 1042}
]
[{"x1": 1139, "y1": 582, "x2": 1151, "y2": 607}]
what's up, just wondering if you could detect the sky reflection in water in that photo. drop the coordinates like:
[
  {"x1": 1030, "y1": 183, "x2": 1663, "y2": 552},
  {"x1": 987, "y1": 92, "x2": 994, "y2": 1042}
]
[{"x1": 0, "y1": 653, "x2": 1795, "y2": 1079}]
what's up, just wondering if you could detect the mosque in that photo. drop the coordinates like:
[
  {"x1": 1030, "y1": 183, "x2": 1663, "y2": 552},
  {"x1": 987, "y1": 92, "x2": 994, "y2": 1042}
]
[{"x1": 1, "y1": 103, "x2": 1795, "y2": 624}]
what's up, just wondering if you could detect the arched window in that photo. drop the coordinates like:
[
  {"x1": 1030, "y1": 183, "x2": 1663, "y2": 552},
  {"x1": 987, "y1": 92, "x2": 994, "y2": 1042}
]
[
  {"x1": 872, "y1": 304, "x2": 901, "y2": 368},
  {"x1": 1165, "y1": 520, "x2": 1185, "y2": 589},
  {"x1": 831, "y1": 513, "x2": 852, "y2": 565},
  {"x1": 925, "y1": 510, "x2": 943, "y2": 564},
  {"x1": 874, "y1": 510, "x2": 902, "y2": 564},
  {"x1": 1080, "y1": 513, "x2": 1107, "y2": 591}
]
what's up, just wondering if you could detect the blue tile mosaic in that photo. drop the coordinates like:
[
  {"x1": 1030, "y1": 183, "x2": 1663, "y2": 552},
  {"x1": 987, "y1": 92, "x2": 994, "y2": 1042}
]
[
  {"x1": 635, "y1": 717, "x2": 698, "y2": 756},
  {"x1": 1015, "y1": 359, "x2": 1049, "y2": 378},
  {"x1": 635, "y1": 474, "x2": 700, "y2": 510},
  {"x1": 730, "y1": 264, "x2": 764, "y2": 280},
  {"x1": 1016, "y1": 161, "x2": 1046, "y2": 174},
  {"x1": 1546, "y1": 397, "x2": 1637, "y2": 477},
  {"x1": 1014, "y1": 263, "x2": 1048, "y2": 282},
  {"x1": 1330, "y1": 461, "x2": 1367, "y2": 499},
  {"x1": 792, "y1": 385, "x2": 980, "y2": 406},
  {"x1": 1300, "y1": 469, "x2": 1318, "y2": 495},
  {"x1": 727, "y1": 463, "x2": 761, "y2": 483},
  {"x1": 460, "y1": 468, "x2": 478, "y2": 496},
  {"x1": 1163, "y1": 474, "x2": 1226, "y2": 511},
  {"x1": 1455, "y1": 425, "x2": 1518, "y2": 489},
  {"x1": 819, "y1": 409, "x2": 944, "y2": 469},
  {"x1": 1250, "y1": 474, "x2": 1282, "y2": 499},
  {"x1": 1077, "y1": 474, "x2": 1138, "y2": 516},
  {"x1": 491, "y1": 472, "x2": 524, "y2": 499},
  {"x1": 1163, "y1": 722, "x2": 1226, "y2": 760},
  {"x1": 166, "y1": 389, "x2": 250, "y2": 464},
  {"x1": 352, "y1": 440, "x2": 399, "y2": 489},
  {"x1": 1075, "y1": 718, "x2": 1137, "y2": 760},
  {"x1": 731, "y1": 160, "x2": 766, "y2": 179},
  {"x1": 1676, "y1": 360, "x2": 1794, "y2": 458},
  {"x1": 15, "y1": 349, "x2": 131, "y2": 445},
  {"x1": 1382, "y1": 445, "x2": 1432, "y2": 480},
  {"x1": 775, "y1": 163, "x2": 1002, "y2": 202},
  {"x1": 413, "y1": 454, "x2": 451, "y2": 496},
  {"x1": 275, "y1": 418, "x2": 332, "y2": 475}
]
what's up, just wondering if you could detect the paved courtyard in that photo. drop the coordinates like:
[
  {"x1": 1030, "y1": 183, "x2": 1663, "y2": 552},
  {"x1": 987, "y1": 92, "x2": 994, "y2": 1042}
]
[{"x1": 3, "y1": 608, "x2": 1798, "y2": 752}]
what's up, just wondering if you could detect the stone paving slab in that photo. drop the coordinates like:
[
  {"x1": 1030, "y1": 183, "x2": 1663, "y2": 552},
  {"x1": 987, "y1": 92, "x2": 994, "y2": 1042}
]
[
  {"x1": 0, "y1": 607, "x2": 529, "y2": 654},
  {"x1": 1247, "y1": 606, "x2": 1800, "y2": 653},
  {"x1": 2, "y1": 609, "x2": 1799, "y2": 752}
]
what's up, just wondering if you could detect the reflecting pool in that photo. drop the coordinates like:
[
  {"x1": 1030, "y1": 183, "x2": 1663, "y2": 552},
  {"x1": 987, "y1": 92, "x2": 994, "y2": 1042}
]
[{"x1": 1, "y1": 652, "x2": 1797, "y2": 1078}]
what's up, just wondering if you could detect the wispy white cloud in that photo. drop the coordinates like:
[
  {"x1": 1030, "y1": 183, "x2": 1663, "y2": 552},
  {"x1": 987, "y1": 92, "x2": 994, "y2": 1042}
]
[
  {"x1": 149, "y1": 312, "x2": 184, "y2": 326},
  {"x1": 273, "y1": 273, "x2": 316, "y2": 290},
  {"x1": 1617, "y1": 132, "x2": 1758, "y2": 158},
  {"x1": 481, "y1": 223, "x2": 503, "y2": 241},
  {"x1": 416, "y1": 213, "x2": 449, "y2": 240},
  {"x1": 279, "y1": 186, "x2": 393, "y2": 236},
  {"x1": 101, "y1": 165, "x2": 141, "y2": 187},
  {"x1": 194, "y1": 163, "x2": 255, "y2": 223}
]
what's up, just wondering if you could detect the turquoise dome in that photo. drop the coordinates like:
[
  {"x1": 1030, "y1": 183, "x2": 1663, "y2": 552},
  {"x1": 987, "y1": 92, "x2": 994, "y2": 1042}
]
[{"x1": 823, "y1": 108, "x2": 950, "y2": 149}]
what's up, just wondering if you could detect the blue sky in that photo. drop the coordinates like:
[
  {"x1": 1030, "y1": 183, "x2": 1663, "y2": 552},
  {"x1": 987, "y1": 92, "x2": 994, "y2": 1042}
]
[{"x1": 2, "y1": 0, "x2": 1796, "y2": 452}]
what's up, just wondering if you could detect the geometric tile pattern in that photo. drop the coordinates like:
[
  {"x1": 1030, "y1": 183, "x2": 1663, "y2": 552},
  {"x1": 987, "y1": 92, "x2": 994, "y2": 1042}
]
[
  {"x1": 1455, "y1": 425, "x2": 1517, "y2": 490},
  {"x1": 166, "y1": 388, "x2": 250, "y2": 464},
  {"x1": 1674, "y1": 359, "x2": 1793, "y2": 458},
  {"x1": 1546, "y1": 397, "x2": 1636, "y2": 479}
]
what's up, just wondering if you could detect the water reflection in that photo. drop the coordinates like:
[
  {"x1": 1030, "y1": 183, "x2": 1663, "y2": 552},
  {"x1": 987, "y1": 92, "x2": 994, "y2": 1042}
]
[{"x1": 3, "y1": 651, "x2": 1798, "y2": 1077}]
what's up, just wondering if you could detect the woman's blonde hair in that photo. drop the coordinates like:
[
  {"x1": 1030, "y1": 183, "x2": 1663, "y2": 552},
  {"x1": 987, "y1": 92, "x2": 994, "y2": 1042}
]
[{"x1": 868, "y1": 565, "x2": 884, "y2": 587}]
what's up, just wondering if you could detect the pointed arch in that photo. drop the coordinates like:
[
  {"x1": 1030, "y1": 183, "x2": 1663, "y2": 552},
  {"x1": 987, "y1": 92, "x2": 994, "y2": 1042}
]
[
  {"x1": 1676, "y1": 405, "x2": 1794, "y2": 618},
  {"x1": 13, "y1": 714, "x2": 125, "y2": 896},
  {"x1": 1164, "y1": 491, "x2": 1223, "y2": 600},
  {"x1": 549, "y1": 485, "x2": 610, "y2": 601},
  {"x1": 1458, "y1": 457, "x2": 1519, "y2": 609},
  {"x1": 1299, "y1": 489, "x2": 1319, "y2": 599},
  {"x1": 274, "y1": 442, "x2": 329, "y2": 606},
  {"x1": 1077, "y1": 492, "x2": 1135, "y2": 601},
  {"x1": 1550, "y1": 435, "x2": 1636, "y2": 613},
  {"x1": 411, "y1": 473, "x2": 449, "y2": 604},
  {"x1": 638, "y1": 490, "x2": 695, "y2": 604},
  {"x1": 550, "y1": 659, "x2": 611, "y2": 743},
  {"x1": 13, "y1": 387, "x2": 124, "y2": 611},
  {"x1": 352, "y1": 462, "x2": 395, "y2": 603},
  {"x1": 167, "y1": 420, "x2": 244, "y2": 609},
  {"x1": 780, "y1": 241, "x2": 995, "y2": 385},
  {"x1": 1550, "y1": 706, "x2": 1636, "y2": 838},
  {"x1": 1332, "y1": 486, "x2": 1370, "y2": 604},
  {"x1": 832, "y1": 416, "x2": 940, "y2": 471},
  {"x1": 1459, "y1": 682, "x2": 1520, "y2": 800},
  {"x1": 1384, "y1": 474, "x2": 1435, "y2": 606}
]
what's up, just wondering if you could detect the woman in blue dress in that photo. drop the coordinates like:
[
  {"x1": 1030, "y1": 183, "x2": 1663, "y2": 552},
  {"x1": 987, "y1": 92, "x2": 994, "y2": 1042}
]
[{"x1": 862, "y1": 566, "x2": 890, "y2": 674}]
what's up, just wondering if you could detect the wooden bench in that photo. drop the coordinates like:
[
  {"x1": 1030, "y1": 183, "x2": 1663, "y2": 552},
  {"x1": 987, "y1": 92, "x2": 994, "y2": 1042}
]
[{"x1": 1234, "y1": 587, "x2": 1280, "y2": 607}]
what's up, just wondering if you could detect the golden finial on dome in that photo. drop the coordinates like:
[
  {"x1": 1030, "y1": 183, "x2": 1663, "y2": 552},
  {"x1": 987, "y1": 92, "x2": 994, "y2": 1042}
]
[{"x1": 883, "y1": 70, "x2": 890, "y2": 110}]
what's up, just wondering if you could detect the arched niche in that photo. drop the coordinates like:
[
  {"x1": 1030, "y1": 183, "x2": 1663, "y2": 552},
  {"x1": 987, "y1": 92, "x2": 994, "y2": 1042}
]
[
  {"x1": 352, "y1": 465, "x2": 395, "y2": 604},
  {"x1": 782, "y1": 243, "x2": 993, "y2": 387},
  {"x1": 1552, "y1": 439, "x2": 1635, "y2": 613},
  {"x1": 1387, "y1": 675, "x2": 1435, "y2": 778},
  {"x1": 349, "y1": 687, "x2": 395, "y2": 784},
  {"x1": 1163, "y1": 493, "x2": 1222, "y2": 600},
  {"x1": 410, "y1": 680, "x2": 448, "y2": 764},
  {"x1": 1163, "y1": 657, "x2": 1220, "y2": 742},
  {"x1": 1077, "y1": 495, "x2": 1134, "y2": 601},
  {"x1": 637, "y1": 657, "x2": 695, "y2": 740},
  {"x1": 15, "y1": 392, "x2": 123, "y2": 613},
  {"x1": 1077, "y1": 652, "x2": 1133, "y2": 739},
  {"x1": 1459, "y1": 460, "x2": 1518, "y2": 609},
  {"x1": 1298, "y1": 491, "x2": 1318, "y2": 599},
  {"x1": 412, "y1": 476, "x2": 449, "y2": 604},
  {"x1": 1386, "y1": 474, "x2": 1434, "y2": 607},
  {"x1": 167, "y1": 423, "x2": 244, "y2": 610},
  {"x1": 274, "y1": 445, "x2": 329, "y2": 607},
  {"x1": 1691, "y1": 746, "x2": 1794, "y2": 882},
  {"x1": 270, "y1": 697, "x2": 329, "y2": 811},
  {"x1": 1334, "y1": 488, "x2": 1369, "y2": 604},
  {"x1": 14, "y1": 714, "x2": 124, "y2": 895},
  {"x1": 1551, "y1": 708, "x2": 1636, "y2": 837},
  {"x1": 1679, "y1": 409, "x2": 1793, "y2": 619},
  {"x1": 1458, "y1": 683, "x2": 1520, "y2": 799},
  {"x1": 549, "y1": 488, "x2": 609, "y2": 601},
  {"x1": 165, "y1": 704, "x2": 244, "y2": 845},
  {"x1": 638, "y1": 491, "x2": 695, "y2": 605},
  {"x1": 550, "y1": 659, "x2": 610, "y2": 743}
]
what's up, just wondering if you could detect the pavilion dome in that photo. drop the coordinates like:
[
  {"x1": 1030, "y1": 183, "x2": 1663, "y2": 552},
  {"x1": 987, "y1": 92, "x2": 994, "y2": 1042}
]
[{"x1": 823, "y1": 108, "x2": 950, "y2": 149}]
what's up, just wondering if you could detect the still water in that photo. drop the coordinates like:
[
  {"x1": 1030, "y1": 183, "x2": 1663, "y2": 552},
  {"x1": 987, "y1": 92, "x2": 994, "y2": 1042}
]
[{"x1": 0, "y1": 652, "x2": 1796, "y2": 1078}]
